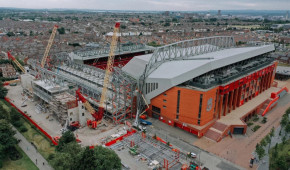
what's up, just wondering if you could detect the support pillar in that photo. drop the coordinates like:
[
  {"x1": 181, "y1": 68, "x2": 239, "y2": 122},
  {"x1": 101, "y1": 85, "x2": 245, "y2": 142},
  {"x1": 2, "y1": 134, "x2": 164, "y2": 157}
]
[
  {"x1": 228, "y1": 90, "x2": 234, "y2": 113},
  {"x1": 236, "y1": 87, "x2": 242, "y2": 107},
  {"x1": 233, "y1": 88, "x2": 238, "y2": 110},
  {"x1": 223, "y1": 93, "x2": 229, "y2": 116},
  {"x1": 218, "y1": 94, "x2": 224, "y2": 119},
  {"x1": 267, "y1": 72, "x2": 272, "y2": 89},
  {"x1": 259, "y1": 75, "x2": 264, "y2": 93}
]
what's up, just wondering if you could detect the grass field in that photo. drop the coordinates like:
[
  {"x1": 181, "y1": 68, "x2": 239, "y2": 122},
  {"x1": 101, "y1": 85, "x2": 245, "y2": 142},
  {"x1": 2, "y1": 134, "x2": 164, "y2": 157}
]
[
  {"x1": 21, "y1": 121, "x2": 56, "y2": 160},
  {"x1": 2, "y1": 145, "x2": 39, "y2": 170}
]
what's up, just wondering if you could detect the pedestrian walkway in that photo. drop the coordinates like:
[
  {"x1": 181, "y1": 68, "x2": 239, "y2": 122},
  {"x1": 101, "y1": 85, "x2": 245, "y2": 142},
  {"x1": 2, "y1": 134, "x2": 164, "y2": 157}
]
[{"x1": 13, "y1": 127, "x2": 54, "y2": 170}]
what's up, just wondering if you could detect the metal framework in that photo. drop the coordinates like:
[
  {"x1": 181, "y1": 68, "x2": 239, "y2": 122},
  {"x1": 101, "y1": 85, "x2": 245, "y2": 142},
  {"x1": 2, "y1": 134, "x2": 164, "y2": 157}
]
[
  {"x1": 144, "y1": 36, "x2": 235, "y2": 78},
  {"x1": 74, "y1": 43, "x2": 150, "y2": 58},
  {"x1": 134, "y1": 36, "x2": 235, "y2": 126},
  {"x1": 31, "y1": 57, "x2": 137, "y2": 124}
]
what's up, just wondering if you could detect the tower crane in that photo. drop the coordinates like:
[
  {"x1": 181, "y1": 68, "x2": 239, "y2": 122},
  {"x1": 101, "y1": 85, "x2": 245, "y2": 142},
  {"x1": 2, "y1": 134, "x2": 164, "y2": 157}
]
[
  {"x1": 41, "y1": 25, "x2": 58, "y2": 68},
  {"x1": 75, "y1": 22, "x2": 120, "y2": 129},
  {"x1": 7, "y1": 52, "x2": 26, "y2": 73}
]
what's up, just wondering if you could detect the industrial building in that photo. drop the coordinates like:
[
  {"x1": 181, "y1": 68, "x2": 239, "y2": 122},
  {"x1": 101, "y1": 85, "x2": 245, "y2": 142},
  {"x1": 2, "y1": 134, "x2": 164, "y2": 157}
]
[{"x1": 123, "y1": 36, "x2": 287, "y2": 141}]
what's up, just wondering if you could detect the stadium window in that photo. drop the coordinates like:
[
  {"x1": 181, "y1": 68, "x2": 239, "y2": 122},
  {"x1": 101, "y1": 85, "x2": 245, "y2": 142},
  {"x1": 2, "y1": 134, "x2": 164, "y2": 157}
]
[
  {"x1": 177, "y1": 90, "x2": 181, "y2": 114},
  {"x1": 82, "y1": 113, "x2": 84, "y2": 116},
  {"x1": 163, "y1": 99, "x2": 167, "y2": 102},
  {"x1": 176, "y1": 115, "x2": 179, "y2": 119},
  {"x1": 198, "y1": 94, "x2": 203, "y2": 119},
  {"x1": 163, "y1": 105, "x2": 166, "y2": 109},
  {"x1": 163, "y1": 93, "x2": 167, "y2": 96}
]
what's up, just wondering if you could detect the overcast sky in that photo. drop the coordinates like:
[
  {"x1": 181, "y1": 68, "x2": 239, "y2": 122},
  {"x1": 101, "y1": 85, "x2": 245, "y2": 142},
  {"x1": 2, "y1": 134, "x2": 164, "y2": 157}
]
[{"x1": 0, "y1": 0, "x2": 289, "y2": 11}]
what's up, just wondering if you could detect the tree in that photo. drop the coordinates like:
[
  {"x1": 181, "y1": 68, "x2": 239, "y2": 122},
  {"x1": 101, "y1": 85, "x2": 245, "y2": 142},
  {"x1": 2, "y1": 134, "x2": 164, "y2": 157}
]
[
  {"x1": 75, "y1": 146, "x2": 121, "y2": 170},
  {"x1": 0, "y1": 120, "x2": 17, "y2": 166},
  {"x1": 260, "y1": 138, "x2": 267, "y2": 147},
  {"x1": 274, "y1": 156, "x2": 288, "y2": 170},
  {"x1": 52, "y1": 153, "x2": 73, "y2": 170},
  {"x1": 0, "y1": 82, "x2": 8, "y2": 99},
  {"x1": 57, "y1": 27, "x2": 65, "y2": 34},
  {"x1": 256, "y1": 144, "x2": 265, "y2": 160},
  {"x1": 0, "y1": 104, "x2": 10, "y2": 120},
  {"x1": 56, "y1": 131, "x2": 76, "y2": 152},
  {"x1": 6, "y1": 32, "x2": 15, "y2": 37}
]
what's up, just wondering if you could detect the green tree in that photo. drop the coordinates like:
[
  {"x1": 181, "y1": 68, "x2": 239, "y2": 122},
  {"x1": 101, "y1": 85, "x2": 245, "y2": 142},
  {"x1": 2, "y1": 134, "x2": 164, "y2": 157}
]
[
  {"x1": 260, "y1": 138, "x2": 267, "y2": 147},
  {"x1": 6, "y1": 32, "x2": 15, "y2": 37},
  {"x1": 57, "y1": 27, "x2": 65, "y2": 34},
  {"x1": 0, "y1": 82, "x2": 8, "y2": 99},
  {"x1": 0, "y1": 104, "x2": 10, "y2": 120},
  {"x1": 52, "y1": 153, "x2": 73, "y2": 170},
  {"x1": 56, "y1": 131, "x2": 76, "y2": 152},
  {"x1": 274, "y1": 156, "x2": 288, "y2": 170},
  {"x1": 256, "y1": 144, "x2": 265, "y2": 160},
  {"x1": 76, "y1": 146, "x2": 121, "y2": 170},
  {"x1": 0, "y1": 119, "x2": 17, "y2": 166}
]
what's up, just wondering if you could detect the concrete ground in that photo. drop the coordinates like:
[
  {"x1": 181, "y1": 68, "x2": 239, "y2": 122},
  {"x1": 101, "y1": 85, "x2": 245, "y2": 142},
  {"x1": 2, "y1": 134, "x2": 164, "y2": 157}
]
[
  {"x1": 7, "y1": 85, "x2": 128, "y2": 147},
  {"x1": 7, "y1": 85, "x2": 62, "y2": 137},
  {"x1": 194, "y1": 79, "x2": 290, "y2": 169}
]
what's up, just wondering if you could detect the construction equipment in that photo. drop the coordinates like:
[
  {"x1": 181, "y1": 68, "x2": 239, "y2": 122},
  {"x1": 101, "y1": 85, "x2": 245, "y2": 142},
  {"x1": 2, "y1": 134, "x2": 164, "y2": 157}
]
[
  {"x1": 97, "y1": 22, "x2": 120, "y2": 125},
  {"x1": 68, "y1": 121, "x2": 80, "y2": 131},
  {"x1": 129, "y1": 145, "x2": 138, "y2": 155},
  {"x1": 41, "y1": 25, "x2": 58, "y2": 68},
  {"x1": 7, "y1": 51, "x2": 26, "y2": 73},
  {"x1": 133, "y1": 90, "x2": 149, "y2": 127}
]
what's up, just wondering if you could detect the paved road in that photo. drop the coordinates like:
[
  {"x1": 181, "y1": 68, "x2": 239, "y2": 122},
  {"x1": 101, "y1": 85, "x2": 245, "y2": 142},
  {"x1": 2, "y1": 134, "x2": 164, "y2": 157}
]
[{"x1": 13, "y1": 126, "x2": 54, "y2": 170}]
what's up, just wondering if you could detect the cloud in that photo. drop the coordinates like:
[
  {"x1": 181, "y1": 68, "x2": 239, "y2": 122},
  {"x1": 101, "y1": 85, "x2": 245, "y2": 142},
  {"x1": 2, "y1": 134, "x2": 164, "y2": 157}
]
[{"x1": 0, "y1": 0, "x2": 288, "y2": 10}]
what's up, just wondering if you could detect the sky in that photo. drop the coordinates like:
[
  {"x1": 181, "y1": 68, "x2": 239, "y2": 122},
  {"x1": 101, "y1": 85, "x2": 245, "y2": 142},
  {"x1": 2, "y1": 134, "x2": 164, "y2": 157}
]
[{"x1": 0, "y1": 0, "x2": 289, "y2": 11}]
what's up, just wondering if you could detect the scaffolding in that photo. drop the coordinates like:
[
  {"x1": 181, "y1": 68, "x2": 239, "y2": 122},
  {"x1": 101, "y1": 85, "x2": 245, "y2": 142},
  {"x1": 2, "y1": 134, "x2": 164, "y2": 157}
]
[
  {"x1": 109, "y1": 132, "x2": 182, "y2": 170},
  {"x1": 30, "y1": 57, "x2": 137, "y2": 125}
]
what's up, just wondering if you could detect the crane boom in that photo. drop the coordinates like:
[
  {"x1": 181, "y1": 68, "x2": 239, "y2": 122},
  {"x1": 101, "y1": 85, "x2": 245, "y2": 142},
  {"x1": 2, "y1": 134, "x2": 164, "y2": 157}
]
[
  {"x1": 41, "y1": 25, "x2": 58, "y2": 68},
  {"x1": 7, "y1": 52, "x2": 26, "y2": 73},
  {"x1": 98, "y1": 22, "x2": 120, "y2": 120}
]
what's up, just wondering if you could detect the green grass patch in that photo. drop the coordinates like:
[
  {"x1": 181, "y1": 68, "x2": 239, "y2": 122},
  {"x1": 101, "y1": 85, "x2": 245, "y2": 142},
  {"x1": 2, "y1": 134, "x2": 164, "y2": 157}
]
[
  {"x1": 2, "y1": 145, "x2": 38, "y2": 170},
  {"x1": 269, "y1": 139, "x2": 290, "y2": 170},
  {"x1": 20, "y1": 120, "x2": 56, "y2": 161}
]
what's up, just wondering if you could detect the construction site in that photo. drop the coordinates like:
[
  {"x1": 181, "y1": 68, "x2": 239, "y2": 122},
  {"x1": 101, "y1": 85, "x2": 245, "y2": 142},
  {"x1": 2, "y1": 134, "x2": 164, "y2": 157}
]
[{"x1": 4, "y1": 21, "x2": 289, "y2": 170}]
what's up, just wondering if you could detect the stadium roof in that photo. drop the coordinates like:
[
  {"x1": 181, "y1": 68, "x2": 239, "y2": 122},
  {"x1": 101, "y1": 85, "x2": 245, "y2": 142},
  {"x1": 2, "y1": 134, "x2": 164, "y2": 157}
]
[{"x1": 123, "y1": 44, "x2": 275, "y2": 102}]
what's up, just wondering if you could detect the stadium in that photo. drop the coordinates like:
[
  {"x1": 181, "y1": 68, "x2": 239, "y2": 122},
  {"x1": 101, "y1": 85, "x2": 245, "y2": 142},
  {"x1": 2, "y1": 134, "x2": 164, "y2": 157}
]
[{"x1": 123, "y1": 36, "x2": 288, "y2": 142}]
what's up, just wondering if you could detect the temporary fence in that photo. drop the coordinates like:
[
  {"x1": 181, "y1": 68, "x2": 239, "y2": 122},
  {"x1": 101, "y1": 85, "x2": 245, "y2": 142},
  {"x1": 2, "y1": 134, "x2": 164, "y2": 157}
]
[{"x1": 105, "y1": 129, "x2": 136, "y2": 146}]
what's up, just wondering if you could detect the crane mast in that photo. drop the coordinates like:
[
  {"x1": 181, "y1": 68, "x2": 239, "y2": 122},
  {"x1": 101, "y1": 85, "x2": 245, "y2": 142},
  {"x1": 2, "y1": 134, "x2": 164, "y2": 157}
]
[
  {"x1": 41, "y1": 25, "x2": 58, "y2": 68},
  {"x1": 98, "y1": 22, "x2": 120, "y2": 122},
  {"x1": 74, "y1": 23, "x2": 120, "y2": 129},
  {"x1": 7, "y1": 52, "x2": 26, "y2": 73}
]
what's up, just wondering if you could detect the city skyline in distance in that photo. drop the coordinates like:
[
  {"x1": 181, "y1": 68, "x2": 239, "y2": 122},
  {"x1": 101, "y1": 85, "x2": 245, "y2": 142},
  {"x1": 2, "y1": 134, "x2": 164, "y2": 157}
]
[{"x1": 0, "y1": 0, "x2": 289, "y2": 11}]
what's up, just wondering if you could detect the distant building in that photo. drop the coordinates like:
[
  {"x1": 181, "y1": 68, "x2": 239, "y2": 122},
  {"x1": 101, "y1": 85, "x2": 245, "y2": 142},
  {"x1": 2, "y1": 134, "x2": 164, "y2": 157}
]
[
  {"x1": 286, "y1": 11, "x2": 289, "y2": 20},
  {"x1": 164, "y1": 11, "x2": 170, "y2": 16},
  {"x1": 0, "y1": 64, "x2": 17, "y2": 78},
  {"x1": 217, "y1": 10, "x2": 221, "y2": 17}
]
